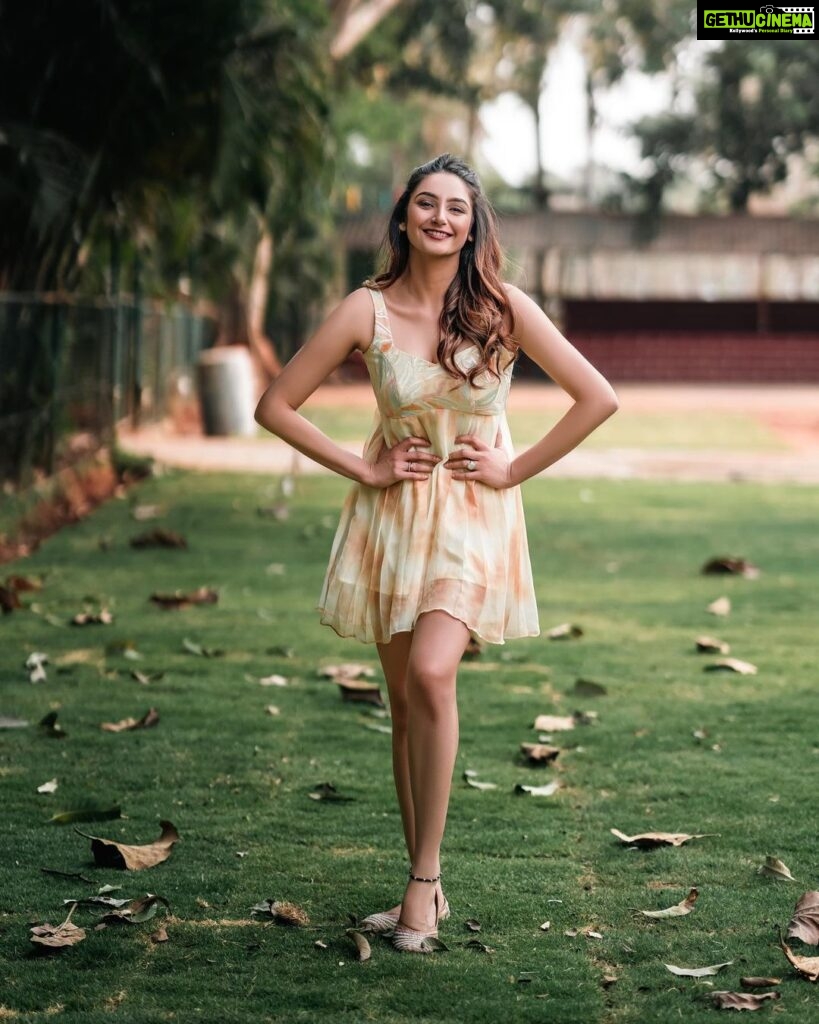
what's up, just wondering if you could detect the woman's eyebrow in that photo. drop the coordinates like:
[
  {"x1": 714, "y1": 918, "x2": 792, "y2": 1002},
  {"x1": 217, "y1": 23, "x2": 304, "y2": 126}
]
[{"x1": 415, "y1": 191, "x2": 470, "y2": 205}]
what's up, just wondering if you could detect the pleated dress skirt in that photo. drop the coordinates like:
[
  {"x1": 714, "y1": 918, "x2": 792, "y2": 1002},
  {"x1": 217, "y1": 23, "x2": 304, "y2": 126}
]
[{"x1": 315, "y1": 287, "x2": 541, "y2": 646}]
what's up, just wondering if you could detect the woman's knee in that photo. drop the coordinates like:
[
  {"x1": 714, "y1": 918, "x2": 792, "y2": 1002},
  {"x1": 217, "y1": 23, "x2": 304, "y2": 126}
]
[{"x1": 406, "y1": 661, "x2": 457, "y2": 717}]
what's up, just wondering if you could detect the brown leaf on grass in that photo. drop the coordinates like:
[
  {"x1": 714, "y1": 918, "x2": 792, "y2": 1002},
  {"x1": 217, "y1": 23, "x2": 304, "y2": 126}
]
[
  {"x1": 249, "y1": 899, "x2": 309, "y2": 926},
  {"x1": 696, "y1": 635, "x2": 731, "y2": 654},
  {"x1": 130, "y1": 528, "x2": 187, "y2": 549},
  {"x1": 308, "y1": 782, "x2": 354, "y2": 802},
  {"x1": 39, "y1": 710, "x2": 66, "y2": 738},
  {"x1": 151, "y1": 926, "x2": 169, "y2": 943},
  {"x1": 100, "y1": 707, "x2": 159, "y2": 732},
  {"x1": 702, "y1": 556, "x2": 760, "y2": 578},
  {"x1": 463, "y1": 771, "x2": 498, "y2": 791},
  {"x1": 182, "y1": 637, "x2": 224, "y2": 657},
  {"x1": 37, "y1": 778, "x2": 58, "y2": 794},
  {"x1": 346, "y1": 929, "x2": 371, "y2": 961},
  {"x1": 611, "y1": 828, "x2": 716, "y2": 848},
  {"x1": 712, "y1": 991, "x2": 779, "y2": 1010},
  {"x1": 664, "y1": 960, "x2": 733, "y2": 978},
  {"x1": 704, "y1": 658, "x2": 758, "y2": 676},
  {"x1": 131, "y1": 504, "x2": 164, "y2": 521},
  {"x1": 7, "y1": 574, "x2": 43, "y2": 592},
  {"x1": 71, "y1": 608, "x2": 114, "y2": 625},
  {"x1": 464, "y1": 918, "x2": 481, "y2": 932},
  {"x1": 708, "y1": 596, "x2": 732, "y2": 617},
  {"x1": 336, "y1": 679, "x2": 385, "y2": 708},
  {"x1": 533, "y1": 714, "x2": 575, "y2": 732},
  {"x1": 779, "y1": 932, "x2": 819, "y2": 981},
  {"x1": 461, "y1": 635, "x2": 484, "y2": 660},
  {"x1": 740, "y1": 978, "x2": 781, "y2": 988},
  {"x1": 99, "y1": 894, "x2": 171, "y2": 925},
  {"x1": 465, "y1": 938, "x2": 495, "y2": 953},
  {"x1": 150, "y1": 587, "x2": 218, "y2": 610},
  {"x1": 30, "y1": 903, "x2": 86, "y2": 950},
  {"x1": 572, "y1": 678, "x2": 607, "y2": 697},
  {"x1": 758, "y1": 856, "x2": 796, "y2": 882},
  {"x1": 130, "y1": 670, "x2": 164, "y2": 685},
  {"x1": 514, "y1": 781, "x2": 560, "y2": 797},
  {"x1": 318, "y1": 662, "x2": 376, "y2": 680},
  {"x1": 787, "y1": 891, "x2": 819, "y2": 944},
  {"x1": 75, "y1": 820, "x2": 180, "y2": 870},
  {"x1": 520, "y1": 743, "x2": 561, "y2": 766},
  {"x1": 50, "y1": 806, "x2": 121, "y2": 825},
  {"x1": 547, "y1": 623, "x2": 584, "y2": 640},
  {"x1": 0, "y1": 715, "x2": 29, "y2": 728},
  {"x1": 27, "y1": 651, "x2": 49, "y2": 683},
  {"x1": 638, "y1": 887, "x2": 698, "y2": 918},
  {"x1": 0, "y1": 584, "x2": 21, "y2": 614}
]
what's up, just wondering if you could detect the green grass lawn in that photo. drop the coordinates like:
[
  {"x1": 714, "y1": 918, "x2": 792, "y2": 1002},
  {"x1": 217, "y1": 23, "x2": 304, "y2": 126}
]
[
  {"x1": 2, "y1": 470, "x2": 818, "y2": 1023},
  {"x1": 296, "y1": 402, "x2": 787, "y2": 450}
]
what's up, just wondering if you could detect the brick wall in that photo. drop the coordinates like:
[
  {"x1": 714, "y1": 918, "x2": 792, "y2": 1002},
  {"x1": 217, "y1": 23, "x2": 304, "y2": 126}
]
[{"x1": 565, "y1": 333, "x2": 819, "y2": 382}]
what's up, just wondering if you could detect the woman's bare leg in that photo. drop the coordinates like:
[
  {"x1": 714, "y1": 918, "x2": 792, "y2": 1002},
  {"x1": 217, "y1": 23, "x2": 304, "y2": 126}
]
[{"x1": 397, "y1": 609, "x2": 470, "y2": 932}]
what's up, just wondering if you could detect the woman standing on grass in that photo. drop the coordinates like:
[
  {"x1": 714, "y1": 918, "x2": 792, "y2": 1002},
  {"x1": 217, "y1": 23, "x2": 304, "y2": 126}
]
[{"x1": 254, "y1": 153, "x2": 618, "y2": 953}]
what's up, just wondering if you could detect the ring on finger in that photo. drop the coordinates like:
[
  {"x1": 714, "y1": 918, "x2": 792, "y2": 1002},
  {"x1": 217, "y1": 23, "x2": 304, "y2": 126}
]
[{"x1": 466, "y1": 459, "x2": 477, "y2": 472}]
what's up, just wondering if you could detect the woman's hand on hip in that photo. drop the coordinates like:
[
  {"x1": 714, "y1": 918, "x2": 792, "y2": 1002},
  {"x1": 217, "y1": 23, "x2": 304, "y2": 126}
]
[
  {"x1": 444, "y1": 432, "x2": 513, "y2": 489},
  {"x1": 367, "y1": 436, "x2": 441, "y2": 488}
]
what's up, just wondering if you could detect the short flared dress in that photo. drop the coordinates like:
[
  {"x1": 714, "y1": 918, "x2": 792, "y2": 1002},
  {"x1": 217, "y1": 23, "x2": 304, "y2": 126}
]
[{"x1": 315, "y1": 286, "x2": 541, "y2": 645}]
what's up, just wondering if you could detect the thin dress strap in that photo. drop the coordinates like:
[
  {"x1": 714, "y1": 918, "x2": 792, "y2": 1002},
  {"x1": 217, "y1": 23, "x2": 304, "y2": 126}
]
[{"x1": 367, "y1": 286, "x2": 392, "y2": 341}]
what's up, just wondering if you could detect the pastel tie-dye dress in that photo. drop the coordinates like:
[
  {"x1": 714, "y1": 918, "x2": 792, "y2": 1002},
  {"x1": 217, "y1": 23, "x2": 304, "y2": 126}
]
[{"x1": 315, "y1": 286, "x2": 540, "y2": 645}]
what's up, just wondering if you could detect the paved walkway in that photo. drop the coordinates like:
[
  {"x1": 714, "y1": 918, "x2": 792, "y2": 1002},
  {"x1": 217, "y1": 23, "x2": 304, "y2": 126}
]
[{"x1": 118, "y1": 383, "x2": 819, "y2": 485}]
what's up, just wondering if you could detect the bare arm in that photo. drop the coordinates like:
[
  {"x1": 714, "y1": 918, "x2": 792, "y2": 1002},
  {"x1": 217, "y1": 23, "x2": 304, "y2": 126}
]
[
  {"x1": 253, "y1": 287, "x2": 375, "y2": 485},
  {"x1": 505, "y1": 284, "x2": 619, "y2": 486}
]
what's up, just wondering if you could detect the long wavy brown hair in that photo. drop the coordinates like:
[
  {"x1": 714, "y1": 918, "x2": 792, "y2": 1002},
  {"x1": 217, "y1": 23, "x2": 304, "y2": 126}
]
[{"x1": 364, "y1": 153, "x2": 518, "y2": 388}]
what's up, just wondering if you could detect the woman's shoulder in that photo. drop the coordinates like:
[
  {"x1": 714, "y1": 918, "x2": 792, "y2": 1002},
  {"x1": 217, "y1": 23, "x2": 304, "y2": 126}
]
[{"x1": 330, "y1": 286, "x2": 380, "y2": 354}]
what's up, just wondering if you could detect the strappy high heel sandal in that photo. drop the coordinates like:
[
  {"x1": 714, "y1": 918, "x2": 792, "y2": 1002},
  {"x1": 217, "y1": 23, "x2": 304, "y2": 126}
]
[
  {"x1": 391, "y1": 870, "x2": 449, "y2": 953},
  {"x1": 359, "y1": 871, "x2": 449, "y2": 935}
]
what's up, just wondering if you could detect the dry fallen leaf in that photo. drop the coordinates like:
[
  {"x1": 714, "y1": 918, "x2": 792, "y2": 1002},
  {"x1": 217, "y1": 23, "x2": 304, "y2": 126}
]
[
  {"x1": 37, "y1": 778, "x2": 59, "y2": 794},
  {"x1": 547, "y1": 623, "x2": 584, "y2": 640},
  {"x1": 780, "y1": 932, "x2": 819, "y2": 981},
  {"x1": 758, "y1": 856, "x2": 796, "y2": 882},
  {"x1": 26, "y1": 651, "x2": 49, "y2": 683},
  {"x1": 130, "y1": 528, "x2": 187, "y2": 549},
  {"x1": 250, "y1": 899, "x2": 310, "y2": 926},
  {"x1": 704, "y1": 658, "x2": 758, "y2": 676},
  {"x1": 336, "y1": 679, "x2": 385, "y2": 708},
  {"x1": 611, "y1": 828, "x2": 716, "y2": 849},
  {"x1": 639, "y1": 887, "x2": 699, "y2": 919},
  {"x1": 39, "y1": 710, "x2": 66, "y2": 738},
  {"x1": 465, "y1": 938, "x2": 495, "y2": 953},
  {"x1": 100, "y1": 707, "x2": 159, "y2": 732},
  {"x1": 664, "y1": 960, "x2": 733, "y2": 978},
  {"x1": 514, "y1": 781, "x2": 560, "y2": 797},
  {"x1": 702, "y1": 556, "x2": 760, "y2": 578},
  {"x1": 464, "y1": 918, "x2": 481, "y2": 932},
  {"x1": 787, "y1": 891, "x2": 819, "y2": 945},
  {"x1": 708, "y1": 596, "x2": 732, "y2": 617},
  {"x1": 182, "y1": 637, "x2": 224, "y2": 657},
  {"x1": 533, "y1": 714, "x2": 575, "y2": 732},
  {"x1": 463, "y1": 771, "x2": 498, "y2": 791},
  {"x1": 150, "y1": 587, "x2": 218, "y2": 610},
  {"x1": 712, "y1": 991, "x2": 779, "y2": 1010},
  {"x1": 75, "y1": 819, "x2": 180, "y2": 870},
  {"x1": 572, "y1": 678, "x2": 607, "y2": 697},
  {"x1": 696, "y1": 635, "x2": 731, "y2": 654},
  {"x1": 346, "y1": 929, "x2": 371, "y2": 961},
  {"x1": 30, "y1": 903, "x2": 86, "y2": 950},
  {"x1": 151, "y1": 926, "x2": 169, "y2": 943},
  {"x1": 257, "y1": 673, "x2": 288, "y2": 687},
  {"x1": 71, "y1": 608, "x2": 114, "y2": 626},
  {"x1": 99, "y1": 894, "x2": 171, "y2": 925},
  {"x1": 318, "y1": 663, "x2": 376, "y2": 680},
  {"x1": 31, "y1": 921, "x2": 86, "y2": 951},
  {"x1": 740, "y1": 977, "x2": 781, "y2": 988},
  {"x1": 308, "y1": 782, "x2": 354, "y2": 802},
  {"x1": 520, "y1": 743, "x2": 561, "y2": 766}
]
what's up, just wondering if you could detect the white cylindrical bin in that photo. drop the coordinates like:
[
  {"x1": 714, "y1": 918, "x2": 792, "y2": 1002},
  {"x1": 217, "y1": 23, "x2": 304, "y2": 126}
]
[{"x1": 196, "y1": 345, "x2": 257, "y2": 436}]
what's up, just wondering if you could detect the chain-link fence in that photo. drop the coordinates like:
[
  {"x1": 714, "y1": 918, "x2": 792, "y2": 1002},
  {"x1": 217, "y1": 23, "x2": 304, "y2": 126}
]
[{"x1": 0, "y1": 295, "x2": 216, "y2": 485}]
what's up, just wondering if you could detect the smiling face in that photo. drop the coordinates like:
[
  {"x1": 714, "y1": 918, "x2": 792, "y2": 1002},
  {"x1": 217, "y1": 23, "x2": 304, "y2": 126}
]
[{"x1": 404, "y1": 171, "x2": 474, "y2": 257}]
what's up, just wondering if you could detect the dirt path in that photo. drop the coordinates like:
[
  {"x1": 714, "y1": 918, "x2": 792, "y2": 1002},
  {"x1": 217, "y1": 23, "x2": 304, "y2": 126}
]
[{"x1": 118, "y1": 383, "x2": 819, "y2": 485}]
